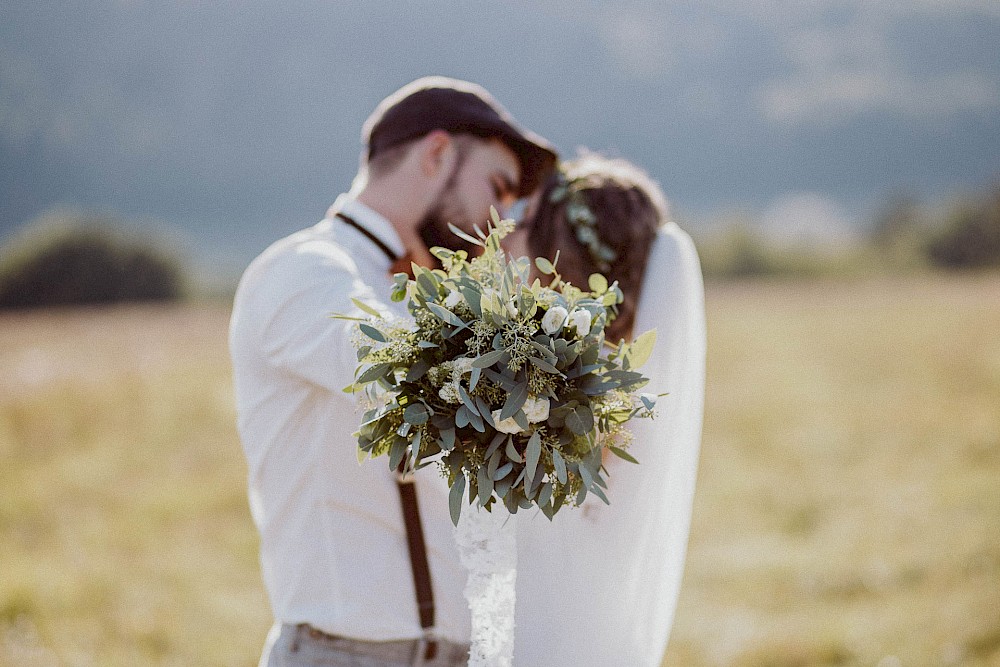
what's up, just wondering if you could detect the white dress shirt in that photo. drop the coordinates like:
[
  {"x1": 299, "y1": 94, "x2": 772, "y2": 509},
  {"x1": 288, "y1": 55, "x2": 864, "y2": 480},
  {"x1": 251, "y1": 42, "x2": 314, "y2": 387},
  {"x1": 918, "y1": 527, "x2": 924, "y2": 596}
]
[{"x1": 229, "y1": 195, "x2": 471, "y2": 643}]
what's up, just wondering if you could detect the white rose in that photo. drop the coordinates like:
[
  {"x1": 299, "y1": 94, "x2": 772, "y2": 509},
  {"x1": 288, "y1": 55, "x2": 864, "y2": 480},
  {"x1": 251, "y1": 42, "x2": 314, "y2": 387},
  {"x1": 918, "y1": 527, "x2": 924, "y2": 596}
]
[
  {"x1": 491, "y1": 410, "x2": 523, "y2": 434},
  {"x1": 568, "y1": 308, "x2": 592, "y2": 336},
  {"x1": 523, "y1": 396, "x2": 550, "y2": 424},
  {"x1": 452, "y1": 356, "x2": 475, "y2": 376},
  {"x1": 444, "y1": 290, "x2": 463, "y2": 309},
  {"x1": 541, "y1": 306, "x2": 568, "y2": 335}
]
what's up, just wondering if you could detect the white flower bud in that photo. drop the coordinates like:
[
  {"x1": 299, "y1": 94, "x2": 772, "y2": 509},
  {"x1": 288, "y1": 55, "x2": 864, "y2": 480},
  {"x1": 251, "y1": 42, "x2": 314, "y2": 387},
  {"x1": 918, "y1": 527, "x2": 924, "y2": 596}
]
[
  {"x1": 439, "y1": 383, "x2": 462, "y2": 404},
  {"x1": 541, "y1": 306, "x2": 568, "y2": 335},
  {"x1": 452, "y1": 356, "x2": 475, "y2": 376},
  {"x1": 523, "y1": 396, "x2": 550, "y2": 424},
  {"x1": 568, "y1": 309, "x2": 592, "y2": 336}
]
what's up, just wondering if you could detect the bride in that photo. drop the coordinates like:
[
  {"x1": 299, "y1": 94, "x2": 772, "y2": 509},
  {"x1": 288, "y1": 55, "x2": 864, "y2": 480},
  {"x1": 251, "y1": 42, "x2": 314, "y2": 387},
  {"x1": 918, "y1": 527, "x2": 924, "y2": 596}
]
[{"x1": 503, "y1": 153, "x2": 706, "y2": 666}]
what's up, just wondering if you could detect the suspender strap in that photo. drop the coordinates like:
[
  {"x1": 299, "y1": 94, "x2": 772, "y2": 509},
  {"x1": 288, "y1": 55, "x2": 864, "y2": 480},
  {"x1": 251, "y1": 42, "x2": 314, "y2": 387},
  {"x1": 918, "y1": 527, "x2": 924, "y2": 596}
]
[
  {"x1": 336, "y1": 207, "x2": 435, "y2": 659},
  {"x1": 334, "y1": 211, "x2": 399, "y2": 263},
  {"x1": 396, "y1": 468, "x2": 438, "y2": 660}
]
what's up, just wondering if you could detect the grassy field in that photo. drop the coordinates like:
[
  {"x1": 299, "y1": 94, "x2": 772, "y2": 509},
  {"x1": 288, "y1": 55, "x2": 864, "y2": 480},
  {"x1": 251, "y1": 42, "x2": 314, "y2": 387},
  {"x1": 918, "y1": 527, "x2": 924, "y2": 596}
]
[{"x1": 1, "y1": 274, "x2": 999, "y2": 666}]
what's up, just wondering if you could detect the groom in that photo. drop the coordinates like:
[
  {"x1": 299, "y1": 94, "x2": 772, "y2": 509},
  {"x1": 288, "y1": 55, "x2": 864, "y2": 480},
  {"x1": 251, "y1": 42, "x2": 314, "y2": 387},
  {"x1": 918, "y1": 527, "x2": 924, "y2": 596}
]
[{"x1": 229, "y1": 76, "x2": 556, "y2": 667}]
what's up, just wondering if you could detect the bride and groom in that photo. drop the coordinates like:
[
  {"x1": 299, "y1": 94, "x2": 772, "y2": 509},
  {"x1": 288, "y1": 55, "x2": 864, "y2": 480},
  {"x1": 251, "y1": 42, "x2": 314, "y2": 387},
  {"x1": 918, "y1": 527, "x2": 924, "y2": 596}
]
[{"x1": 229, "y1": 76, "x2": 705, "y2": 667}]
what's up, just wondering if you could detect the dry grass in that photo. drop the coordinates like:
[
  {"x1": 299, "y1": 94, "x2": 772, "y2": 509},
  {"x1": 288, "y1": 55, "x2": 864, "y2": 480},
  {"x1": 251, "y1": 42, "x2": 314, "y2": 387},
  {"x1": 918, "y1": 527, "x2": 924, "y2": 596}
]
[
  {"x1": 664, "y1": 273, "x2": 1000, "y2": 667},
  {"x1": 0, "y1": 305, "x2": 268, "y2": 666},
  {"x1": 1, "y1": 274, "x2": 998, "y2": 666}
]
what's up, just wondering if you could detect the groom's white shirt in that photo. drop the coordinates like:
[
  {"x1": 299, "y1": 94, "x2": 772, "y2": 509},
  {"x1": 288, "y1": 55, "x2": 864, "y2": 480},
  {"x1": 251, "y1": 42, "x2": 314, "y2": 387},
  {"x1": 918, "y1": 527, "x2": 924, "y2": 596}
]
[{"x1": 229, "y1": 194, "x2": 471, "y2": 644}]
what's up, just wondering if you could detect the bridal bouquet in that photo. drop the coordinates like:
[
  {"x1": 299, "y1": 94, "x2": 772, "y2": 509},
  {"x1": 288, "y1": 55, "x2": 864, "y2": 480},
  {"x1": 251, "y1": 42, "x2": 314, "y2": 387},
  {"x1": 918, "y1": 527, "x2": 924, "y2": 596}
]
[
  {"x1": 340, "y1": 211, "x2": 658, "y2": 666},
  {"x1": 343, "y1": 211, "x2": 658, "y2": 524}
]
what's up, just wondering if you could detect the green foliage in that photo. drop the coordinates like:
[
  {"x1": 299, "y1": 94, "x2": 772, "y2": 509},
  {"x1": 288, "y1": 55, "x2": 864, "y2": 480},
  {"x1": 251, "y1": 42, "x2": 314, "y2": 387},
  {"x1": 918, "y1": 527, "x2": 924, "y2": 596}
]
[
  {"x1": 926, "y1": 185, "x2": 1000, "y2": 269},
  {"x1": 696, "y1": 225, "x2": 855, "y2": 280},
  {"x1": 338, "y1": 214, "x2": 657, "y2": 524},
  {"x1": 0, "y1": 211, "x2": 187, "y2": 310},
  {"x1": 695, "y1": 182, "x2": 1000, "y2": 280}
]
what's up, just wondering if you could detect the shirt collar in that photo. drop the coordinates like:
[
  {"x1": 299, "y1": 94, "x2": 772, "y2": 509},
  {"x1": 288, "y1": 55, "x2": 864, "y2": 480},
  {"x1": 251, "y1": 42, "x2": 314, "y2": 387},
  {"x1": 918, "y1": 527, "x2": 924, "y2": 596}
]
[{"x1": 329, "y1": 193, "x2": 407, "y2": 260}]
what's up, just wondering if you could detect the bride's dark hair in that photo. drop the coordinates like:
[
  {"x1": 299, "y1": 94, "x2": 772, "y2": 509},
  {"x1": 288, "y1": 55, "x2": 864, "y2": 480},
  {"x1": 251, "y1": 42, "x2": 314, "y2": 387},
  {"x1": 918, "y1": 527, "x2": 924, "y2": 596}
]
[{"x1": 525, "y1": 152, "x2": 668, "y2": 342}]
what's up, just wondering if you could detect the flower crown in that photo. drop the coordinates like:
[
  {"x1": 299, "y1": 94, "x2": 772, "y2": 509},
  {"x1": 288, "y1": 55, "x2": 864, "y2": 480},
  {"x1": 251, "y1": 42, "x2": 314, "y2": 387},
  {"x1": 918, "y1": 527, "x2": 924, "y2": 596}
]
[{"x1": 547, "y1": 170, "x2": 618, "y2": 273}]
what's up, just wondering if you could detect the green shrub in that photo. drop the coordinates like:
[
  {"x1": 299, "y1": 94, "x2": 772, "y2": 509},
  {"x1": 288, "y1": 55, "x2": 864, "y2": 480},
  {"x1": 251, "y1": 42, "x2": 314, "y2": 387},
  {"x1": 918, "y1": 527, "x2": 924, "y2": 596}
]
[
  {"x1": 0, "y1": 211, "x2": 188, "y2": 310},
  {"x1": 695, "y1": 226, "x2": 861, "y2": 280},
  {"x1": 926, "y1": 185, "x2": 1000, "y2": 269}
]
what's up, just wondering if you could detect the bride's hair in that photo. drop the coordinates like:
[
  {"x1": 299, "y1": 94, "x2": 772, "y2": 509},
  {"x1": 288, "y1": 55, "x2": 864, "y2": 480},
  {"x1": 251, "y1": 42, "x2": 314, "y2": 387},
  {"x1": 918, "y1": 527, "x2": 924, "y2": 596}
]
[{"x1": 525, "y1": 152, "x2": 668, "y2": 342}]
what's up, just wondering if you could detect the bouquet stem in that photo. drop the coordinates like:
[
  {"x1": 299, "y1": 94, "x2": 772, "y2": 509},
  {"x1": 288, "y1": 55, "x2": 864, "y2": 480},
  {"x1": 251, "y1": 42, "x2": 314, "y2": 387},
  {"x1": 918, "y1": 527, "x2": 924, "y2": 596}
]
[{"x1": 454, "y1": 505, "x2": 517, "y2": 667}]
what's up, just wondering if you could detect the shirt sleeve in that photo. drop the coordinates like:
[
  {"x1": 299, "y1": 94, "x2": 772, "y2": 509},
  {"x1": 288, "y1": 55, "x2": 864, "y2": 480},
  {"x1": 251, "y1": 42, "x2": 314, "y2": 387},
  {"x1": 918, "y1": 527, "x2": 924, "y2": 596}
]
[{"x1": 258, "y1": 239, "x2": 393, "y2": 394}]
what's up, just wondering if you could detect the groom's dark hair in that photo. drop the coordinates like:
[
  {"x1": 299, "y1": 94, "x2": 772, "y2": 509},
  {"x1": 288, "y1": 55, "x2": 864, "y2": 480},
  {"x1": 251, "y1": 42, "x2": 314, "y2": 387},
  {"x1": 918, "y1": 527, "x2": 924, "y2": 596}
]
[{"x1": 362, "y1": 76, "x2": 557, "y2": 197}]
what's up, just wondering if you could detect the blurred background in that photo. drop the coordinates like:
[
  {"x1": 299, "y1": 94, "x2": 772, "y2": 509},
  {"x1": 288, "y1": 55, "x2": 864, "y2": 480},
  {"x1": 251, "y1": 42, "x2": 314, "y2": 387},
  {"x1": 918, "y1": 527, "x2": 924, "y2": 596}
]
[{"x1": 1, "y1": 2, "x2": 998, "y2": 666}]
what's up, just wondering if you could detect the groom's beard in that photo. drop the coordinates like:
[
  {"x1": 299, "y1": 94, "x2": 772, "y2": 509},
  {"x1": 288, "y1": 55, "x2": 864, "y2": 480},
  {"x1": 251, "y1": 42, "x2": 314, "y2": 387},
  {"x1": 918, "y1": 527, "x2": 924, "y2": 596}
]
[
  {"x1": 418, "y1": 214, "x2": 478, "y2": 261},
  {"x1": 417, "y1": 143, "x2": 478, "y2": 259}
]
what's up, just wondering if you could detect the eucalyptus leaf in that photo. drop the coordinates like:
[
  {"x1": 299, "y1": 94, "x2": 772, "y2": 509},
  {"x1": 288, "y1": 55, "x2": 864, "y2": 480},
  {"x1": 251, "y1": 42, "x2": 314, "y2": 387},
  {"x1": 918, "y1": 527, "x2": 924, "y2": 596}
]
[
  {"x1": 388, "y1": 437, "x2": 407, "y2": 471},
  {"x1": 484, "y1": 432, "x2": 506, "y2": 459},
  {"x1": 591, "y1": 483, "x2": 610, "y2": 505},
  {"x1": 505, "y1": 437, "x2": 522, "y2": 463},
  {"x1": 351, "y1": 297, "x2": 383, "y2": 318},
  {"x1": 405, "y1": 358, "x2": 431, "y2": 382},
  {"x1": 449, "y1": 475, "x2": 466, "y2": 526},
  {"x1": 528, "y1": 356, "x2": 562, "y2": 375},
  {"x1": 565, "y1": 405, "x2": 595, "y2": 435},
  {"x1": 578, "y1": 459, "x2": 594, "y2": 489},
  {"x1": 475, "y1": 396, "x2": 495, "y2": 429},
  {"x1": 538, "y1": 481, "x2": 553, "y2": 509},
  {"x1": 588, "y1": 273, "x2": 608, "y2": 293},
  {"x1": 477, "y1": 465, "x2": 493, "y2": 506},
  {"x1": 608, "y1": 445, "x2": 639, "y2": 464},
  {"x1": 358, "y1": 323, "x2": 387, "y2": 343},
  {"x1": 460, "y1": 286, "x2": 483, "y2": 317},
  {"x1": 486, "y1": 448, "x2": 502, "y2": 486},
  {"x1": 552, "y1": 448, "x2": 567, "y2": 484},
  {"x1": 535, "y1": 256, "x2": 555, "y2": 275},
  {"x1": 500, "y1": 380, "x2": 529, "y2": 420},
  {"x1": 495, "y1": 475, "x2": 513, "y2": 499},
  {"x1": 472, "y1": 349, "x2": 508, "y2": 368},
  {"x1": 467, "y1": 408, "x2": 485, "y2": 433},
  {"x1": 447, "y1": 222, "x2": 485, "y2": 248},
  {"x1": 439, "y1": 428, "x2": 456, "y2": 451},
  {"x1": 427, "y1": 302, "x2": 465, "y2": 326},
  {"x1": 457, "y1": 385, "x2": 479, "y2": 416},
  {"x1": 493, "y1": 461, "x2": 513, "y2": 481},
  {"x1": 357, "y1": 363, "x2": 392, "y2": 384},
  {"x1": 524, "y1": 432, "x2": 541, "y2": 489},
  {"x1": 403, "y1": 403, "x2": 430, "y2": 425},
  {"x1": 627, "y1": 329, "x2": 657, "y2": 369}
]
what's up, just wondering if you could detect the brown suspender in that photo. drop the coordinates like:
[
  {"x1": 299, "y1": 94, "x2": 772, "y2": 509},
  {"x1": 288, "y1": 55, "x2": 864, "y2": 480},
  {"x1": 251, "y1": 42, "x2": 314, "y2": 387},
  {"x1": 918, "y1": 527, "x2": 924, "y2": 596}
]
[
  {"x1": 396, "y1": 468, "x2": 438, "y2": 660},
  {"x1": 336, "y1": 210, "x2": 437, "y2": 660}
]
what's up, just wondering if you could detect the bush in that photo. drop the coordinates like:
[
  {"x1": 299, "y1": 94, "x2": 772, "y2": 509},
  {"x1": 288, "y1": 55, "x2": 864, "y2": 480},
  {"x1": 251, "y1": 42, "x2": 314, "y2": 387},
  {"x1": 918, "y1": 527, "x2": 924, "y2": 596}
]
[
  {"x1": 926, "y1": 185, "x2": 1000, "y2": 269},
  {"x1": 695, "y1": 225, "x2": 861, "y2": 280},
  {"x1": 0, "y1": 211, "x2": 188, "y2": 310}
]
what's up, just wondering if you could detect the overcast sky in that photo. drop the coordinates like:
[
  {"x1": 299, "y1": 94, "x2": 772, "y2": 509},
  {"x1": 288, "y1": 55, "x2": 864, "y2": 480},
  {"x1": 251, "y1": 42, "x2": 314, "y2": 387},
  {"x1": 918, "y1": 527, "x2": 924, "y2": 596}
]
[{"x1": 1, "y1": 1, "x2": 997, "y2": 263}]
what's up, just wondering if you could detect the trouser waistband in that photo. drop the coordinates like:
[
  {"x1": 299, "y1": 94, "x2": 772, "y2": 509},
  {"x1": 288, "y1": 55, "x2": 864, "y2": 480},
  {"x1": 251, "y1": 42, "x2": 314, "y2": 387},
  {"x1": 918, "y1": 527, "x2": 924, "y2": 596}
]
[{"x1": 292, "y1": 624, "x2": 469, "y2": 666}]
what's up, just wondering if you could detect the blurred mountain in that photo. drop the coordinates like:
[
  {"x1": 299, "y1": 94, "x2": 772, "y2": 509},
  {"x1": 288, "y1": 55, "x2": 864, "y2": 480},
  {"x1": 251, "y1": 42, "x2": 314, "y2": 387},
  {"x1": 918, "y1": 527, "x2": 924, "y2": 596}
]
[{"x1": 2, "y1": 1, "x2": 998, "y2": 270}]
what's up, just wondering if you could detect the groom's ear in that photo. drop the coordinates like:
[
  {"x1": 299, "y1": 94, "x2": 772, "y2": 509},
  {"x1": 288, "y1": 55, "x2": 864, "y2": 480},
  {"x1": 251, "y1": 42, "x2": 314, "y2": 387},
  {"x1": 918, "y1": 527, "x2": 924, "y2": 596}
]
[{"x1": 419, "y1": 130, "x2": 456, "y2": 178}]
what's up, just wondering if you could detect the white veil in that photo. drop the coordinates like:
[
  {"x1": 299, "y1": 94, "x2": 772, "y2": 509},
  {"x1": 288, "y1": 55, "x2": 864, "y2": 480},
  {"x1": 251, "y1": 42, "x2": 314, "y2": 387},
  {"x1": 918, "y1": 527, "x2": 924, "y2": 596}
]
[{"x1": 514, "y1": 222, "x2": 707, "y2": 666}]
